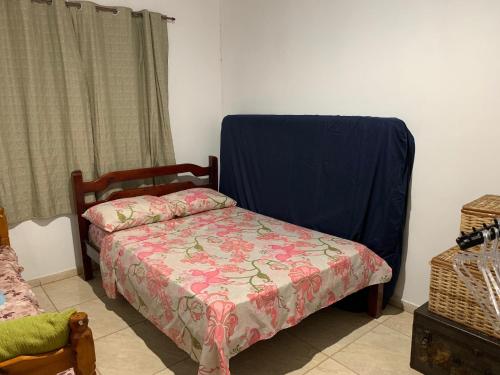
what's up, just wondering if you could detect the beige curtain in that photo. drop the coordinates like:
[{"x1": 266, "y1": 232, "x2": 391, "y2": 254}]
[{"x1": 0, "y1": 0, "x2": 175, "y2": 224}]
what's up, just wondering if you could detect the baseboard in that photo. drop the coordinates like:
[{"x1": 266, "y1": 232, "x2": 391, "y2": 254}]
[
  {"x1": 27, "y1": 268, "x2": 79, "y2": 287},
  {"x1": 389, "y1": 296, "x2": 419, "y2": 314}
]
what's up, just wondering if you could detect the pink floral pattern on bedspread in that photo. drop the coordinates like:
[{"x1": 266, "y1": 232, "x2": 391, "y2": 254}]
[
  {"x1": 100, "y1": 207, "x2": 392, "y2": 375},
  {"x1": 0, "y1": 246, "x2": 42, "y2": 321},
  {"x1": 89, "y1": 224, "x2": 110, "y2": 248}
]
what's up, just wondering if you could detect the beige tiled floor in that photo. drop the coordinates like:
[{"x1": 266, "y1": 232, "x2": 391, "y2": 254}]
[{"x1": 35, "y1": 276, "x2": 420, "y2": 375}]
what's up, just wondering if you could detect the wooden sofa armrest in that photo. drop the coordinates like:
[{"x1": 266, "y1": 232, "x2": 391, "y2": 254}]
[
  {"x1": 0, "y1": 312, "x2": 96, "y2": 375},
  {"x1": 0, "y1": 209, "x2": 96, "y2": 374}
]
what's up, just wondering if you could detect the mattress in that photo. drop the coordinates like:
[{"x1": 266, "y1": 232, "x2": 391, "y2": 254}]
[
  {"x1": 220, "y1": 115, "x2": 415, "y2": 305},
  {"x1": 99, "y1": 206, "x2": 392, "y2": 375}
]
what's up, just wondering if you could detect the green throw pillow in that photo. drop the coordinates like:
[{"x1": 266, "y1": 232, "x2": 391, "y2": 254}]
[{"x1": 0, "y1": 308, "x2": 76, "y2": 362}]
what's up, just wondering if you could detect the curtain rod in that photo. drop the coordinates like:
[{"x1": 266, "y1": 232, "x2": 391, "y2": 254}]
[{"x1": 32, "y1": 0, "x2": 176, "y2": 22}]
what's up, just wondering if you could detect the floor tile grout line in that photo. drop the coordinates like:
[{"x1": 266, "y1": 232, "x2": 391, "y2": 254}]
[
  {"x1": 67, "y1": 296, "x2": 102, "y2": 310},
  {"x1": 93, "y1": 321, "x2": 190, "y2": 374},
  {"x1": 305, "y1": 357, "x2": 363, "y2": 375},
  {"x1": 40, "y1": 276, "x2": 107, "y2": 311},
  {"x1": 301, "y1": 355, "x2": 332, "y2": 375},
  {"x1": 333, "y1": 320, "x2": 382, "y2": 355},
  {"x1": 38, "y1": 274, "x2": 82, "y2": 287},
  {"x1": 39, "y1": 284, "x2": 60, "y2": 312},
  {"x1": 47, "y1": 291, "x2": 108, "y2": 312},
  {"x1": 93, "y1": 324, "x2": 129, "y2": 342},
  {"x1": 93, "y1": 318, "x2": 148, "y2": 342},
  {"x1": 332, "y1": 357, "x2": 362, "y2": 375},
  {"x1": 287, "y1": 329, "x2": 333, "y2": 356},
  {"x1": 329, "y1": 323, "x2": 411, "y2": 375},
  {"x1": 39, "y1": 275, "x2": 151, "y2": 340},
  {"x1": 327, "y1": 319, "x2": 382, "y2": 360},
  {"x1": 90, "y1": 317, "x2": 148, "y2": 341},
  {"x1": 327, "y1": 319, "x2": 413, "y2": 375},
  {"x1": 287, "y1": 314, "x2": 392, "y2": 358},
  {"x1": 327, "y1": 359, "x2": 362, "y2": 375},
  {"x1": 53, "y1": 295, "x2": 100, "y2": 312},
  {"x1": 41, "y1": 274, "x2": 107, "y2": 296},
  {"x1": 380, "y1": 320, "x2": 412, "y2": 337},
  {"x1": 150, "y1": 356, "x2": 192, "y2": 375},
  {"x1": 379, "y1": 310, "x2": 413, "y2": 337},
  {"x1": 151, "y1": 366, "x2": 168, "y2": 375}
]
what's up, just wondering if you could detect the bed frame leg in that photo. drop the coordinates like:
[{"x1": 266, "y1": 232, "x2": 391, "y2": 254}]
[
  {"x1": 82, "y1": 251, "x2": 94, "y2": 281},
  {"x1": 70, "y1": 312, "x2": 96, "y2": 375},
  {"x1": 367, "y1": 284, "x2": 383, "y2": 318},
  {"x1": 72, "y1": 170, "x2": 94, "y2": 281}
]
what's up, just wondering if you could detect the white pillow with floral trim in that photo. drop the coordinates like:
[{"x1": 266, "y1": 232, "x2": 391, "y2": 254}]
[
  {"x1": 162, "y1": 188, "x2": 237, "y2": 217},
  {"x1": 82, "y1": 195, "x2": 174, "y2": 233}
]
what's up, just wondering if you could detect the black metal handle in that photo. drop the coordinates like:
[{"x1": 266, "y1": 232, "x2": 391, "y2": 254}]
[
  {"x1": 456, "y1": 219, "x2": 499, "y2": 250},
  {"x1": 421, "y1": 330, "x2": 432, "y2": 348}
]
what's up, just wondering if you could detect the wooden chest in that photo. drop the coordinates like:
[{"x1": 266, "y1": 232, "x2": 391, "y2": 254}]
[
  {"x1": 411, "y1": 303, "x2": 500, "y2": 375},
  {"x1": 429, "y1": 247, "x2": 500, "y2": 338}
]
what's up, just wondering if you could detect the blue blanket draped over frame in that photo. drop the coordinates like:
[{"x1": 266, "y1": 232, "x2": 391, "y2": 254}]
[{"x1": 219, "y1": 115, "x2": 415, "y2": 306}]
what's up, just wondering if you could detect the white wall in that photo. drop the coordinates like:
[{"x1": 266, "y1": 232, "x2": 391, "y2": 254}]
[
  {"x1": 10, "y1": 0, "x2": 223, "y2": 281},
  {"x1": 220, "y1": 0, "x2": 500, "y2": 306}
]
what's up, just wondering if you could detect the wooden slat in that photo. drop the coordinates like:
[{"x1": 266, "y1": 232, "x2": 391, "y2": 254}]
[
  {"x1": 80, "y1": 163, "x2": 213, "y2": 193},
  {"x1": 84, "y1": 181, "x2": 208, "y2": 211},
  {"x1": 0, "y1": 348, "x2": 73, "y2": 375},
  {"x1": 0, "y1": 207, "x2": 10, "y2": 246}
]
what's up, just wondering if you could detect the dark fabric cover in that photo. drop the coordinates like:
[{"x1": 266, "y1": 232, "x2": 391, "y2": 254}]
[{"x1": 220, "y1": 115, "x2": 414, "y2": 307}]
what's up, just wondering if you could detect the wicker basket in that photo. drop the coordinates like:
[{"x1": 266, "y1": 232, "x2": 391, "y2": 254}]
[
  {"x1": 429, "y1": 246, "x2": 500, "y2": 338},
  {"x1": 460, "y1": 194, "x2": 500, "y2": 234}
]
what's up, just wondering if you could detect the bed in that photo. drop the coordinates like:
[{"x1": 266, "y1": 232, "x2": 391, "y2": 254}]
[
  {"x1": 0, "y1": 208, "x2": 96, "y2": 375},
  {"x1": 72, "y1": 156, "x2": 392, "y2": 375}
]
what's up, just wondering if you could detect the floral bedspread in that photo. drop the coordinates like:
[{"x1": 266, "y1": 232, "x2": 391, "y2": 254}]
[
  {"x1": 89, "y1": 224, "x2": 109, "y2": 248},
  {"x1": 0, "y1": 246, "x2": 42, "y2": 321},
  {"x1": 100, "y1": 207, "x2": 392, "y2": 375}
]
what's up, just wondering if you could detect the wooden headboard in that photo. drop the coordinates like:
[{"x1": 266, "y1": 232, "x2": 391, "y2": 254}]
[
  {"x1": 0, "y1": 207, "x2": 9, "y2": 247},
  {"x1": 71, "y1": 156, "x2": 218, "y2": 280}
]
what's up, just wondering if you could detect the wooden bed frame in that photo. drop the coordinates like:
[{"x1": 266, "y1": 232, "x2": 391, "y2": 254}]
[
  {"x1": 0, "y1": 208, "x2": 96, "y2": 375},
  {"x1": 71, "y1": 156, "x2": 383, "y2": 318},
  {"x1": 71, "y1": 156, "x2": 218, "y2": 281}
]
